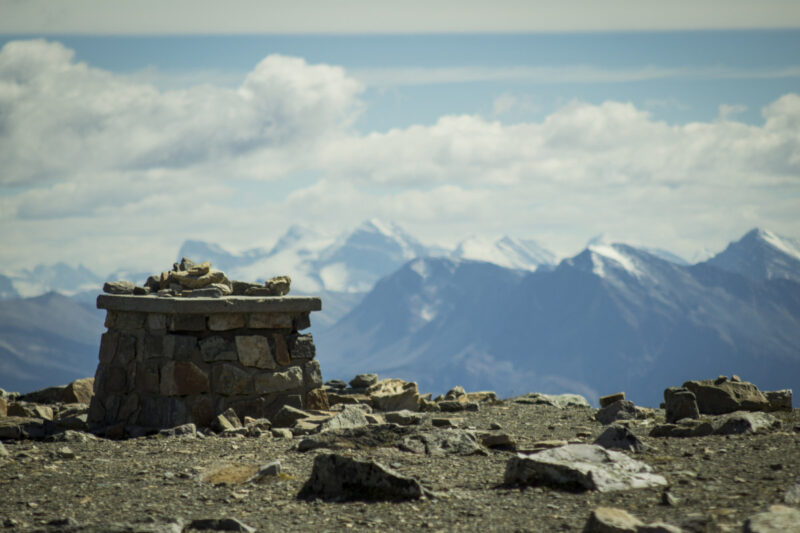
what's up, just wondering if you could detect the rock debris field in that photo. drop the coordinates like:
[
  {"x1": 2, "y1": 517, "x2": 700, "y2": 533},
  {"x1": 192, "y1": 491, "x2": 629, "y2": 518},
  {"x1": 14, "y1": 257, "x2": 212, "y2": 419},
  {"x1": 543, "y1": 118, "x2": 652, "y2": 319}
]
[{"x1": 1, "y1": 374, "x2": 799, "y2": 532}]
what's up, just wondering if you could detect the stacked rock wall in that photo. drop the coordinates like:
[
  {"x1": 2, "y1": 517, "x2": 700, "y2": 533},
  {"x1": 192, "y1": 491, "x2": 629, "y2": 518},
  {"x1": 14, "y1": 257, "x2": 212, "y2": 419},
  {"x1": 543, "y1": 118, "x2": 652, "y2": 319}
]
[{"x1": 88, "y1": 295, "x2": 322, "y2": 430}]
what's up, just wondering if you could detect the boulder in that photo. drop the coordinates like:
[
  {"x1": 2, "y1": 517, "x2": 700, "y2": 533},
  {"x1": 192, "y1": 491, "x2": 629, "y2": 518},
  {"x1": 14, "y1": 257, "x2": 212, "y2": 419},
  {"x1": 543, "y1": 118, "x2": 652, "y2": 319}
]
[
  {"x1": 384, "y1": 410, "x2": 423, "y2": 426},
  {"x1": 305, "y1": 388, "x2": 330, "y2": 411},
  {"x1": 682, "y1": 377, "x2": 769, "y2": 415},
  {"x1": 62, "y1": 378, "x2": 94, "y2": 404},
  {"x1": 711, "y1": 411, "x2": 780, "y2": 435},
  {"x1": 298, "y1": 453, "x2": 427, "y2": 501},
  {"x1": 583, "y1": 507, "x2": 683, "y2": 533},
  {"x1": 103, "y1": 281, "x2": 136, "y2": 294},
  {"x1": 650, "y1": 419, "x2": 715, "y2": 438},
  {"x1": 272, "y1": 405, "x2": 312, "y2": 428},
  {"x1": 664, "y1": 387, "x2": 699, "y2": 423},
  {"x1": 321, "y1": 406, "x2": 369, "y2": 431},
  {"x1": 764, "y1": 390, "x2": 793, "y2": 412},
  {"x1": 367, "y1": 379, "x2": 422, "y2": 412},
  {"x1": 595, "y1": 400, "x2": 638, "y2": 425},
  {"x1": 399, "y1": 429, "x2": 484, "y2": 456},
  {"x1": 444, "y1": 386, "x2": 466, "y2": 400},
  {"x1": 504, "y1": 444, "x2": 667, "y2": 492},
  {"x1": 8, "y1": 402, "x2": 54, "y2": 421}
]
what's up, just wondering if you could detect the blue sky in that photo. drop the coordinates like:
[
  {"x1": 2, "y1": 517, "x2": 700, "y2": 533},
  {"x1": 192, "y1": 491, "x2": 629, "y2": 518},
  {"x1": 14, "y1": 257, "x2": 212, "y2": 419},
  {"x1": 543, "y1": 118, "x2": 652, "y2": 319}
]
[{"x1": 1, "y1": 1, "x2": 799, "y2": 273}]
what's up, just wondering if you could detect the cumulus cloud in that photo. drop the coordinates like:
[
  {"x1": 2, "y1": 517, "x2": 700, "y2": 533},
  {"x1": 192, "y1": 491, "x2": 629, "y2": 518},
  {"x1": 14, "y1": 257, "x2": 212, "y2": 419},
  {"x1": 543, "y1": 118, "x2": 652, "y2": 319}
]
[{"x1": 1, "y1": 39, "x2": 799, "y2": 272}]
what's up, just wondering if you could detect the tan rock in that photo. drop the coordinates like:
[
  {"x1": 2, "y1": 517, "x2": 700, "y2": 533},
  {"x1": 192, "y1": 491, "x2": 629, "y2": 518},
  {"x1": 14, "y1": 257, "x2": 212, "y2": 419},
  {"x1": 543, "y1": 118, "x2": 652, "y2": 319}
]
[
  {"x1": 583, "y1": 507, "x2": 643, "y2": 533},
  {"x1": 235, "y1": 336, "x2": 276, "y2": 369},
  {"x1": 264, "y1": 275, "x2": 291, "y2": 296},
  {"x1": 0, "y1": 397, "x2": 6, "y2": 418},
  {"x1": 8, "y1": 402, "x2": 54, "y2": 421},
  {"x1": 253, "y1": 366, "x2": 303, "y2": 393},
  {"x1": 62, "y1": 378, "x2": 94, "y2": 404},
  {"x1": 367, "y1": 379, "x2": 422, "y2": 412},
  {"x1": 683, "y1": 378, "x2": 769, "y2": 415},
  {"x1": 305, "y1": 388, "x2": 330, "y2": 411}
]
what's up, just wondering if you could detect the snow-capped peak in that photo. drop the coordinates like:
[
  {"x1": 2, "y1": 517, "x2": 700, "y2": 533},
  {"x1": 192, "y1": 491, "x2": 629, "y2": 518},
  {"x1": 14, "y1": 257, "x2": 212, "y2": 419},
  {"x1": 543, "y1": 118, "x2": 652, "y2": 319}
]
[
  {"x1": 587, "y1": 243, "x2": 643, "y2": 279},
  {"x1": 753, "y1": 228, "x2": 800, "y2": 262},
  {"x1": 452, "y1": 235, "x2": 554, "y2": 271}
]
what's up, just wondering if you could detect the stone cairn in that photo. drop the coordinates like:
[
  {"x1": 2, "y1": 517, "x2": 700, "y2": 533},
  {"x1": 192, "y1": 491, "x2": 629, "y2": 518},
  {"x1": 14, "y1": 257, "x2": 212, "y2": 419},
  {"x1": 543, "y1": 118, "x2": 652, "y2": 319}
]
[{"x1": 88, "y1": 258, "x2": 322, "y2": 433}]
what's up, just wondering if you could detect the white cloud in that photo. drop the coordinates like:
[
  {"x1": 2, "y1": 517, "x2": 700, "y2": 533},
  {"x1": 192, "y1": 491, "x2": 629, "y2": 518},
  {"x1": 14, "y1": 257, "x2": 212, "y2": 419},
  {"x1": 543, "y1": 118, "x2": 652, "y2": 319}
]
[{"x1": 1, "y1": 39, "x2": 799, "y2": 273}]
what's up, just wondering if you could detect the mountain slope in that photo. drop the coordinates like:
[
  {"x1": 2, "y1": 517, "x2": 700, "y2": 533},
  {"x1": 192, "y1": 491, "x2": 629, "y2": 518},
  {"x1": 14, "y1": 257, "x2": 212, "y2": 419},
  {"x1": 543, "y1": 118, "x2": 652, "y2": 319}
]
[
  {"x1": 707, "y1": 228, "x2": 800, "y2": 283},
  {"x1": 0, "y1": 292, "x2": 105, "y2": 393},
  {"x1": 318, "y1": 240, "x2": 800, "y2": 406},
  {"x1": 452, "y1": 235, "x2": 554, "y2": 271}
]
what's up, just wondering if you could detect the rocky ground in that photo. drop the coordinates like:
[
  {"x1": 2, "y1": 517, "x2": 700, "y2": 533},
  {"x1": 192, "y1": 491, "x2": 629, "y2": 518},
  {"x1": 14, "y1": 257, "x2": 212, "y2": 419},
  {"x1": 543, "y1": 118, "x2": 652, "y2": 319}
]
[{"x1": 1, "y1": 380, "x2": 800, "y2": 533}]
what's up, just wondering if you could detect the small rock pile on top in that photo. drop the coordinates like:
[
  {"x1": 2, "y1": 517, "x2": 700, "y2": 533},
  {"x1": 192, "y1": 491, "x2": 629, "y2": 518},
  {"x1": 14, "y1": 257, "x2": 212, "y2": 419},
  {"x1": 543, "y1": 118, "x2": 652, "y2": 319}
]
[{"x1": 102, "y1": 257, "x2": 291, "y2": 298}]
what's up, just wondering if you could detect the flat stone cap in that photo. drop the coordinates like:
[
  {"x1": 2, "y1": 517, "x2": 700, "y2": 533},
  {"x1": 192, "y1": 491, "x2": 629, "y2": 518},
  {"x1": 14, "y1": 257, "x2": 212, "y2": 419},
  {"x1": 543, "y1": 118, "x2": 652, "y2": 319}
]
[{"x1": 97, "y1": 294, "x2": 322, "y2": 314}]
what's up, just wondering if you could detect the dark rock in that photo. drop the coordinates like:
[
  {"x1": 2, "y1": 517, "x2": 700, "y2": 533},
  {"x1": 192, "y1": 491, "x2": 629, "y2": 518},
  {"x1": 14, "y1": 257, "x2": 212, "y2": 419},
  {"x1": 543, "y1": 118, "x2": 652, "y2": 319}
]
[
  {"x1": 477, "y1": 431, "x2": 516, "y2": 450},
  {"x1": 246, "y1": 461, "x2": 281, "y2": 483},
  {"x1": 211, "y1": 408, "x2": 242, "y2": 432},
  {"x1": 764, "y1": 389, "x2": 793, "y2": 411},
  {"x1": 438, "y1": 400, "x2": 479, "y2": 412},
  {"x1": 594, "y1": 425, "x2": 647, "y2": 452},
  {"x1": 664, "y1": 387, "x2": 700, "y2": 423},
  {"x1": 231, "y1": 280, "x2": 262, "y2": 295},
  {"x1": 650, "y1": 418, "x2": 715, "y2": 438},
  {"x1": 298, "y1": 453, "x2": 427, "y2": 501},
  {"x1": 504, "y1": 444, "x2": 667, "y2": 492},
  {"x1": 384, "y1": 410, "x2": 423, "y2": 426},
  {"x1": 595, "y1": 400, "x2": 638, "y2": 425},
  {"x1": 324, "y1": 380, "x2": 348, "y2": 390}
]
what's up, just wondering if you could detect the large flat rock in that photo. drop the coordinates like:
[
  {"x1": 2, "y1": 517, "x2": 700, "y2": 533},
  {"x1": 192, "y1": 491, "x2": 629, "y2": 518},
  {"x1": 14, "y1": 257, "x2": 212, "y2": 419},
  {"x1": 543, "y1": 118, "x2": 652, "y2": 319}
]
[{"x1": 97, "y1": 294, "x2": 322, "y2": 314}]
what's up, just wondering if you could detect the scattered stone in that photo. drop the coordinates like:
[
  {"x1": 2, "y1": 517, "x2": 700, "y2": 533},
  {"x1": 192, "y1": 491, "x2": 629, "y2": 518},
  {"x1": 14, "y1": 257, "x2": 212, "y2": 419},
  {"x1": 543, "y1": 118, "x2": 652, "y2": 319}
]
[
  {"x1": 596, "y1": 400, "x2": 639, "y2": 425},
  {"x1": 504, "y1": 444, "x2": 667, "y2": 492},
  {"x1": 367, "y1": 379, "x2": 422, "y2": 412},
  {"x1": 743, "y1": 504, "x2": 800, "y2": 533},
  {"x1": 764, "y1": 389, "x2": 793, "y2": 412},
  {"x1": 477, "y1": 431, "x2": 516, "y2": 450},
  {"x1": 599, "y1": 392, "x2": 626, "y2": 408},
  {"x1": 103, "y1": 280, "x2": 136, "y2": 294},
  {"x1": 56, "y1": 446, "x2": 76, "y2": 459},
  {"x1": 661, "y1": 490, "x2": 679, "y2": 506},
  {"x1": 385, "y1": 410, "x2": 423, "y2": 426},
  {"x1": 246, "y1": 460, "x2": 281, "y2": 483},
  {"x1": 298, "y1": 453, "x2": 428, "y2": 501},
  {"x1": 321, "y1": 406, "x2": 369, "y2": 431},
  {"x1": 583, "y1": 507, "x2": 644, "y2": 532},
  {"x1": 212, "y1": 408, "x2": 242, "y2": 433},
  {"x1": 325, "y1": 380, "x2": 348, "y2": 390},
  {"x1": 464, "y1": 391, "x2": 498, "y2": 403},
  {"x1": 187, "y1": 518, "x2": 256, "y2": 532},
  {"x1": 271, "y1": 428, "x2": 292, "y2": 439},
  {"x1": 159, "y1": 423, "x2": 197, "y2": 438},
  {"x1": 0, "y1": 396, "x2": 6, "y2": 417},
  {"x1": 399, "y1": 429, "x2": 485, "y2": 456},
  {"x1": 650, "y1": 418, "x2": 715, "y2": 438},
  {"x1": 664, "y1": 388, "x2": 700, "y2": 423},
  {"x1": 350, "y1": 373, "x2": 379, "y2": 388},
  {"x1": 515, "y1": 393, "x2": 591, "y2": 408},
  {"x1": 594, "y1": 425, "x2": 647, "y2": 452},
  {"x1": 45, "y1": 429, "x2": 97, "y2": 442},
  {"x1": 272, "y1": 405, "x2": 312, "y2": 428},
  {"x1": 0, "y1": 442, "x2": 8, "y2": 457},
  {"x1": 683, "y1": 378, "x2": 769, "y2": 415}
]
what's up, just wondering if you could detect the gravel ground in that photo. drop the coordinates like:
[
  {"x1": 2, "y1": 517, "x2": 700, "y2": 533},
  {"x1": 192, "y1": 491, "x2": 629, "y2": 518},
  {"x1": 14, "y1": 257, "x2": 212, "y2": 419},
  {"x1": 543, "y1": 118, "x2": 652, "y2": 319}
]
[{"x1": 1, "y1": 400, "x2": 799, "y2": 532}]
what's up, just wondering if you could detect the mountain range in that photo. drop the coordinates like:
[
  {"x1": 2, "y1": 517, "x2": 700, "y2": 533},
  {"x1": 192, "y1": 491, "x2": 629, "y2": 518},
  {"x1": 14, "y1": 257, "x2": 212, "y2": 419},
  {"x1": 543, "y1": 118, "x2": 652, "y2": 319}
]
[{"x1": 0, "y1": 224, "x2": 798, "y2": 407}]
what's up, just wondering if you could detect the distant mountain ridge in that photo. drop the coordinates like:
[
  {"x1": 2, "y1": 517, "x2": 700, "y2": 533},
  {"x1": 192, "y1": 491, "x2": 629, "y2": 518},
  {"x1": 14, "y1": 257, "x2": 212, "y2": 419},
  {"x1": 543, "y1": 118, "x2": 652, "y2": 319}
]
[{"x1": 318, "y1": 233, "x2": 800, "y2": 407}]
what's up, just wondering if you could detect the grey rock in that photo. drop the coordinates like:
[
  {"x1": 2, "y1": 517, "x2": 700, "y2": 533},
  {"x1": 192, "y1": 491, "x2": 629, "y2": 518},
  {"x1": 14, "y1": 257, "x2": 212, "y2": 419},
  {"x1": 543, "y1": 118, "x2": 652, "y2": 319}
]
[
  {"x1": 324, "y1": 379, "x2": 348, "y2": 390},
  {"x1": 298, "y1": 453, "x2": 427, "y2": 501},
  {"x1": 583, "y1": 507, "x2": 643, "y2": 532},
  {"x1": 231, "y1": 280, "x2": 262, "y2": 295},
  {"x1": 596, "y1": 400, "x2": 638, "y2": 425},
  {"x1": 187, "y1": 518, "x2": 256, "y2": 532},
  {"x1": 444, "y1": 386, "x2": 466, "y2": 400},
  {"x1": 8, "y1": 402, "x2": 54, "y2": 420},
  {"x1": 432, "y1": 418, "x2": 462, "y2": 428},
  {"x1": 349, "y1": 373, "x2": 379, "y2": 388},
  {"x1": 44, "y1": 430, "x2": 97, "y2": 443},
  {"x1": 594, "y1": 425, "x2": 647, "y2": 452},
  {"x1": 0, "y1": 442, "x2": 8, "y2": 457},
  {"x1": 650, "y1": 418, "x2": 714, "y2": 438},
  {"x1": 246, "y1": 460, "x2": 281, "y2": 483},
  {"x1": 97, "y1": 294, "x2": 321, "y2": 314},
  {"x1": 183, "y1": 287, "x2": 223, "y2": 298},
  {"x1": 384, "y1": 410, "x2": 423, "y2": 426},
  {"x1": 103, "y1": 281, "x2": 136, "y2": 295},
  {"x1": 477, "y1": 432, "x2": 516, "y2": 450},
  {"x1": 211, "y1": 408, "x2": 242, "y2": 433},
  {"x1": 783, "y1": 483, "x2": 800, "y2": 505},
  {"x1": 321, "y1": 406, "x2": 369, "y2": 431},
  {"x1": 253, "y1": 366, "x2": 303, "y2": 393},
  {"x1": 399, "y1": 429, "x2": 485, "y2": 456},
  {"x1": 683, "y1": 378, "x2": 769, "y2": 415},
  {"x1": 664, "y1": 388, "x2": 700, "y2": 423},
  {"x1": 744, "y1": 505, "x2": 800, "y2": 533},
  {"x1": 272, "y1": 405, "x2": 312, "y2": 428},
  {"x1": 0, "y1": 416, "x2": 54, "y2": 440},
  {"x1": 516, "y1": 393, "x2": 591, "y2": 409},
  {"x1": 504, "y1": 444, "x2": 668, "y2": 492},
  {"x1": 271, "y1": 428, "x2": 293, "y2": 439},
  {"x1": 712, "y1": 411, "x2": 780, "y2": 435},
  {"x1": 599, "y1": 392, "x2": 626, "y2": 408}
]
